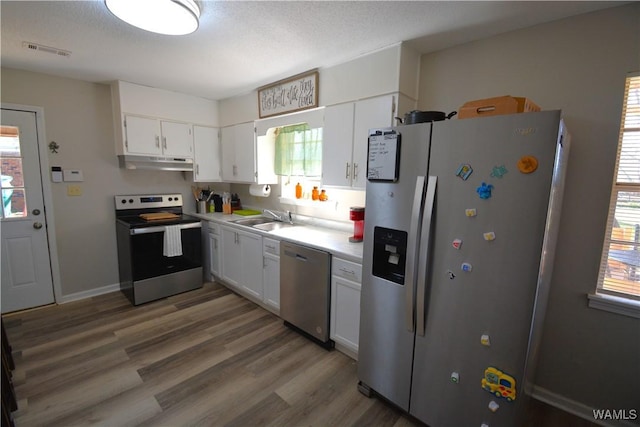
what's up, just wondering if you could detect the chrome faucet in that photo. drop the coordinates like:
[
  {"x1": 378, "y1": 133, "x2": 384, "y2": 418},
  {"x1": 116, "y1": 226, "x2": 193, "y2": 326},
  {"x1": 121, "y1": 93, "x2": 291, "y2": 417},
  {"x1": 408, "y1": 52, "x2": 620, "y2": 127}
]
[
  {"x1": 263, "y1": 209, "x2": 282, "y2": 222},
  {"x1": 287, "y1": 210, "x2": 293, "y2": 224}
]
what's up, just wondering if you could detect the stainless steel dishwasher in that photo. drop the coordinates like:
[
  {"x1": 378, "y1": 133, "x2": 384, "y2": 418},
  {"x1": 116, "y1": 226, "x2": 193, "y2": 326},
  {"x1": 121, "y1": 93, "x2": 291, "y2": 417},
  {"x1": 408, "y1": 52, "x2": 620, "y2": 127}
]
[{"x1": 280, "y1": 241, "x2": 333, "y2": 348}]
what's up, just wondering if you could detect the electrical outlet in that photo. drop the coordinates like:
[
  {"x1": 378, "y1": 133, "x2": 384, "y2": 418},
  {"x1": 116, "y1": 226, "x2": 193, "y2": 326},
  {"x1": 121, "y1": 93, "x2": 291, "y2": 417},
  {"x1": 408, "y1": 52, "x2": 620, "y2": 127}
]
[{"x1": 67, "y1": 185, "x2": 82, "y2": 196}]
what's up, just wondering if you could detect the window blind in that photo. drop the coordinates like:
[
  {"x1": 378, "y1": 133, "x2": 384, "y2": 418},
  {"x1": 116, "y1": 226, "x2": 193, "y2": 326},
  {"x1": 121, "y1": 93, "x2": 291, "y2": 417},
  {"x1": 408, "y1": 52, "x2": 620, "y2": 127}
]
[{"x1": 597, "y1": 73, "x2": 640, "y2": 299}]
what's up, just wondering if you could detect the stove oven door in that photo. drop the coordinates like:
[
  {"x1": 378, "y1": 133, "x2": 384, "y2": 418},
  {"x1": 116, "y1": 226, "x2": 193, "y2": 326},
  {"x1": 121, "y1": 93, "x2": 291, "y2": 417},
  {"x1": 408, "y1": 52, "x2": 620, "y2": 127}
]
[{"x1": 117, "y1": 221, "x2": 202, "y2": 305}]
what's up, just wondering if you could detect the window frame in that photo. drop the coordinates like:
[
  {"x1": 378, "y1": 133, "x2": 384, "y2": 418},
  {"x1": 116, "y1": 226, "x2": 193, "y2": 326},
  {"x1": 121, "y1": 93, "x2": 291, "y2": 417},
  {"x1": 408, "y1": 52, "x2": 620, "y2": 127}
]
[{"x1": 590, "y1": 72, "x2": 640, "y2": 318}]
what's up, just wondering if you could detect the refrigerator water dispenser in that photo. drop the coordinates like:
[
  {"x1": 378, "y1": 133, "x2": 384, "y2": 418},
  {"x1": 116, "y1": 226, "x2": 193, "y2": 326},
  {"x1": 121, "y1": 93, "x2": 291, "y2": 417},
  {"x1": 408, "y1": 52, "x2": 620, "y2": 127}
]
[{"x1": 372, "y1": 226, "x2": 407, "y2": 285}]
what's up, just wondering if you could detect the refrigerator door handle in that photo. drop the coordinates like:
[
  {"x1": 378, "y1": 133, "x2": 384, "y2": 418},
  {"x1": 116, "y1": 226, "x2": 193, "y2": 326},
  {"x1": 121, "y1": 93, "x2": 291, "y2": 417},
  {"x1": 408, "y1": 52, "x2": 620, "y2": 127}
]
[
  {"x1": 416, "y1": 175, "x2": 437, "y2": 336},
  {"x1": 405, "y1": 175, "x2": 426, "y2": 332}
]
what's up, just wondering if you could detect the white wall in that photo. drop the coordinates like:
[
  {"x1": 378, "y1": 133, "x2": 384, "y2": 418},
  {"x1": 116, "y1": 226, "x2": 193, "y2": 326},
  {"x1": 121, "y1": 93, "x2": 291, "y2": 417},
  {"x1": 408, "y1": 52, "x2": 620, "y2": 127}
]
[
  {"x1": 0, "y1": 68, "x2": 198, "y2": 298},
  {"x1": 418, "y1": 3, "x2": 639, "y2": 415}
]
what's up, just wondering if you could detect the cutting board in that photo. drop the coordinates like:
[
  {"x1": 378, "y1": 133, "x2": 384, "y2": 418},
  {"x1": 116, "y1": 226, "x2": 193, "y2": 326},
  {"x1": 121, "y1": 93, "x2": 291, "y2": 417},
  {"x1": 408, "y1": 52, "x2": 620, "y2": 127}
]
[
  {"x1": 139, "y1": 212, "x2": 179, "y2": 221},
  {"x1": 233, "y1": 209, "x2": 262, "y2": 216}
]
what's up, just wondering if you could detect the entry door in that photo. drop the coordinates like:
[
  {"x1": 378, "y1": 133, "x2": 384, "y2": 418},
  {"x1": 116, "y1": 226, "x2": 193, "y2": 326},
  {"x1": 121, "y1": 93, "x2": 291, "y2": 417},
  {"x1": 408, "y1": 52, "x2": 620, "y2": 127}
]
[{"x1": 1, "y1": 108, "x2": 54, "y2": 313}]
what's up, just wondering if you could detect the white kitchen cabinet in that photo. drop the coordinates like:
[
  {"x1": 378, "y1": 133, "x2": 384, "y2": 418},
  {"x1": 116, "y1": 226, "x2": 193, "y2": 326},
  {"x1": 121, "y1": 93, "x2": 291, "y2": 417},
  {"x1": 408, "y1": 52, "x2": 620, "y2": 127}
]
[
  {"x1": 123, "y1": 114, "x2": 193, "y2": 158},
  {"x1": 322, "y1": 94, "x2": 395, "y2": 189},
  {"x1": 330, "y1": 257, "x2": 362, "y2": 359},
  {"x1": 220, "y1": 225, "x2": 263, "y2": 299},
  {"x1": 207, "y1": 222, "x2": 221, "y2": 280},
  {"x1": 262, "y1": 238, "x2": 280, "y2": 313},
  {"x1": 220, "y1": 122, "x2": 258, "y2": 183},
  {"x1": 193, "y1": 125, "x2": 221, "y2": 182}
]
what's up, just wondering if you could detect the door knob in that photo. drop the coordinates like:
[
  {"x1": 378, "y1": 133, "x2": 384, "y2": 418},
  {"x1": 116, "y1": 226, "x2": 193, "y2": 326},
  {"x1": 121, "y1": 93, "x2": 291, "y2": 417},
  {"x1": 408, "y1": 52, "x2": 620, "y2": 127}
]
[
  {"x1": 33, "y1": 222, "x2": 43, "y2": 229},
  {"x1": 32, "y1": 209, "x2": 41, "y2": 215}
]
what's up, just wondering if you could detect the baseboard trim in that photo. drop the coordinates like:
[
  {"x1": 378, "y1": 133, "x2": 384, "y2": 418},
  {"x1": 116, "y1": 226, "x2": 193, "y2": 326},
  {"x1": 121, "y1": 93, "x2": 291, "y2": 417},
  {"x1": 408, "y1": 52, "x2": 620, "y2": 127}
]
[
  {"x1": 532, "y1": 386, "x2": 639, "y2": 427},
  {"x1": 58, "y1": 283, "x2": 120, "y2": 304}
]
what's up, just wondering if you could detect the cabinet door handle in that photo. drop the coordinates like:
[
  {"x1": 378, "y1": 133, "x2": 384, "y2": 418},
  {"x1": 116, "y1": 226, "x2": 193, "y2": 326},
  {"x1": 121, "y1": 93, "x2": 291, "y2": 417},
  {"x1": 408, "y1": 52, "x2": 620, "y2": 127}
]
[
  {"x1": 353, "y1": 163, "x2": 358, "y2": 180},
  {"x1": 155, "y1": 136, "x2": 160, "y2": 148},
  {"x1": 162, "y1": 136, "x2": 167, "y2": 149},
  {"x1": 346, "y1": 162, "x2": 350, "y2": 179},
  {"x1": 196, "y1": 164, "x2": 200, "y2": 175}
]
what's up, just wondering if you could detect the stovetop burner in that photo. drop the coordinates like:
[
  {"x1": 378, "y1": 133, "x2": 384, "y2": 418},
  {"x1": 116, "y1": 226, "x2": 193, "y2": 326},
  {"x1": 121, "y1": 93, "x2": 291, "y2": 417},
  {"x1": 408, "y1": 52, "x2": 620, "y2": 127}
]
[
  {"x1": 114, "y1": 193, "x2": 200, "y2": 228},
  {"x1": 117, "y1": 213, "x2": 200, "y2": 228}
]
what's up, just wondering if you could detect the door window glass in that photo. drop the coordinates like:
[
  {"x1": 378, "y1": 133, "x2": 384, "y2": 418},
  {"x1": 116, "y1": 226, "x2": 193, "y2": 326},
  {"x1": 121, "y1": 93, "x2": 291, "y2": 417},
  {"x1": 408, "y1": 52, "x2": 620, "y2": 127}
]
[{"x1": 0, "y1": 126, "x2": 27, "y2": 218}]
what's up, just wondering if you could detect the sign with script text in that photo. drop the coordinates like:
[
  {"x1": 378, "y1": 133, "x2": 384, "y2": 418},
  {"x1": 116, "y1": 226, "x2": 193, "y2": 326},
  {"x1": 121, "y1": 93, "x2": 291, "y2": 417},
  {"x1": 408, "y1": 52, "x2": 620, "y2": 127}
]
[{"x1": 258, "y1": 70, "x2": 318, "y2": 118}]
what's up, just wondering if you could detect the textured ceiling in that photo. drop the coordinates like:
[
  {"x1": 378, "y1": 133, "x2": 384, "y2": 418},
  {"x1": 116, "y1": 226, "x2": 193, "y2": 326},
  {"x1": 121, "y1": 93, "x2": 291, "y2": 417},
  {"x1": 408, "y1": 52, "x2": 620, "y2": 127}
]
[{"x1": 0, "y1": 1, "x2": 625, "y2": 101}]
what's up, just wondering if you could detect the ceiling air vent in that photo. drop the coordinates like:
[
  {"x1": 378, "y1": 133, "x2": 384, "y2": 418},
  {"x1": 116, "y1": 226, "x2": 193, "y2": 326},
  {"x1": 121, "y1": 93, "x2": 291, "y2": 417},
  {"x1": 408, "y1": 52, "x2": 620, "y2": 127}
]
[{"x1": 22, "y1": 42, "x2": 71, "y2": 58}]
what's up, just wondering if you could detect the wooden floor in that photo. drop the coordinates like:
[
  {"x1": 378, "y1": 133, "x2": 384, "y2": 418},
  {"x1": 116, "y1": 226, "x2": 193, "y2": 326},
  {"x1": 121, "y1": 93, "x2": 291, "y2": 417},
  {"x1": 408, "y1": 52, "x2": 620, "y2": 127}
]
[{"x1": 3, "y1": 282, "x2": 597, "y2": 427}]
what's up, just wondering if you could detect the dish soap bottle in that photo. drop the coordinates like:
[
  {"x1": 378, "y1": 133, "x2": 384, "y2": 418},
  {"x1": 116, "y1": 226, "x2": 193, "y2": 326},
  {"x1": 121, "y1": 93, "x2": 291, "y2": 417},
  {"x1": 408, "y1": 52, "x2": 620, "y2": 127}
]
[
  {"x1": 311, "y1": 186, "x2": 319, "y2": 201},
  {"x1": 295, "y1": 182, "x2": 302, "y2": 199}
]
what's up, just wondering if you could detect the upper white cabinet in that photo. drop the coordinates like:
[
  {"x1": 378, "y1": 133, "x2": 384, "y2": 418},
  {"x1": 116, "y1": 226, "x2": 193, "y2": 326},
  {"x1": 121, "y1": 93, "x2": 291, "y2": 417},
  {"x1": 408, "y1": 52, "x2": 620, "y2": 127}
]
[
  {"x1": 193, "y1": 125, "x2": 221, "y2": 182},
  {"x1": 221, "y1": 122, "x2": 257, "y2": 183},
  {"x1": 221, "y1": 122, "x2": 277, "y2": 184},
  {"x1": 322, "y1": 103, "x2": 355, "y2": 188},
  {"x1": 123, "y1": 115, "x2": 193, "y2": 158},
  {"x1": 111, "y1": 80, "x2": 219, "y2": 161},
  {"x1": 322, "y1": 94, "x2": 395, "y2": 189}
]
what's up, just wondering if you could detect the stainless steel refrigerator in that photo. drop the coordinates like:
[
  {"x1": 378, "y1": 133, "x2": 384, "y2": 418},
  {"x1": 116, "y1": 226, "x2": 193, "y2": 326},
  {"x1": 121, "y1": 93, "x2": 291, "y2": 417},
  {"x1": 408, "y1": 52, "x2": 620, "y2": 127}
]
[{"x1": 358, "y1": 110, "x2": 570, "y2": 426}]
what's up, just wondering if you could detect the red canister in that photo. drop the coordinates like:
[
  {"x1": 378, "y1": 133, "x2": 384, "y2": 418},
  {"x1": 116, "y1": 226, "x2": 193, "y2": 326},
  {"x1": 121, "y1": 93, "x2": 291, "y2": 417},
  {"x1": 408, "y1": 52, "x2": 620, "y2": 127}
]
[{"x1": 349, "y1": 207, "x2": 365, "y2": 243}]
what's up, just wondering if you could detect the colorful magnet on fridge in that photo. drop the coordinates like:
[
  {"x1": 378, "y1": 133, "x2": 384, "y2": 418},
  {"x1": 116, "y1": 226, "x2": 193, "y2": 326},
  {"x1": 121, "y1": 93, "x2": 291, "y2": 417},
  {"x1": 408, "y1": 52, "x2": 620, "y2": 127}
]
[
  {"x1": 517, "y1": 155, "x2": 538, "y2": 174},
  {"x1": 455, "y1": 163, "x2": 473, "y2": 180},
  {"x1": 490, "y1": 165, "x2": 508, "y2": 178},
  {"x1": 461, "y1": 262, "x2": 473, "y2": 272},
  {"x1": 465, "y1": 208, "x2": 477, "y2": 217},
  {"x1": 452, "y1": 239, "x2": 463, "y2": 250},
  {"x1": 483, "y1": 232, "x2": 496, "y2": 241},
  {"x1": 447, "y1": 270, "x2": 456, "y2": 280},
  {"x1": 488, "y1": 401, "x2": 500, "y2": 413},
  {"x1": 480, "y1": 334, "x2": 491, "y2": 346},
  {"x1": 476, "y1": 182, "x2": 494, "y2": 199},
  {"x1": 450, "y1": 372, "x2": 460, "y2": 383},
  {"x1": 481, "y1": 367, "x2": 517, "y2": 402}
]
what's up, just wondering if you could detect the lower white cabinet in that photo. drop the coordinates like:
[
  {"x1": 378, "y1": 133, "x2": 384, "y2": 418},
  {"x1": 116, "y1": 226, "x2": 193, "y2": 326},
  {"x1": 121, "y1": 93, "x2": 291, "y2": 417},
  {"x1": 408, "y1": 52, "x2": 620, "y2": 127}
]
[
  {"x1": 262, "y1": 238, "x2": 280, "y2": 313},
  {"x1": 207, "y1": 222, "x2": 221, "y2": 280},
  {"x1": 220, "y1": 225, "x2": 263, "y2": 299},
  {"x1": 330, "y1": 257, "x2": 362, "y2": 358}
]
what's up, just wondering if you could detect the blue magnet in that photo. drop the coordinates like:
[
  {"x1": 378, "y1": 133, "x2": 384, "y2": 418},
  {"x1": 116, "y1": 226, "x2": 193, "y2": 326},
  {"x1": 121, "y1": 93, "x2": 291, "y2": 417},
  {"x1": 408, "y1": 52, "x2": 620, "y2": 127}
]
[
  {"x1": 476, "y1": 182, "x2": 494, "y2": 199},
  {"x1": 461, "y1": 262, "x2": 473, "y2": 272},
  {"x1": 456, "y1": 164, "x2": 473, "y2": 180},
  {"x1": 491, "y1": 165, "x2": 508, "y2": 178}
]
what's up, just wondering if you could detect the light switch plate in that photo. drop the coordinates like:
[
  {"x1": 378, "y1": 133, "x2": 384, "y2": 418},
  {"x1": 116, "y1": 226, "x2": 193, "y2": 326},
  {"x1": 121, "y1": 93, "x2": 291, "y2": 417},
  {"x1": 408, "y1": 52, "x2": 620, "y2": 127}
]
[
  {"x1": 67, "y1": 185, "x2": 82, "y2": 196},
  {"x1": 63, "y1": 169, "x2": 84, "y2": 182}
]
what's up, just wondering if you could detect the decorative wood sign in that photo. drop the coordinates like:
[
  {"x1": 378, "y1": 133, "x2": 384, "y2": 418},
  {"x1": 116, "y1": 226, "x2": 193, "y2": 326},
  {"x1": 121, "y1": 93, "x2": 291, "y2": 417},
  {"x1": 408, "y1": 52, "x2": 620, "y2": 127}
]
[{"x1": 258, "y1": 70, "x2": 319, "y2": 118}]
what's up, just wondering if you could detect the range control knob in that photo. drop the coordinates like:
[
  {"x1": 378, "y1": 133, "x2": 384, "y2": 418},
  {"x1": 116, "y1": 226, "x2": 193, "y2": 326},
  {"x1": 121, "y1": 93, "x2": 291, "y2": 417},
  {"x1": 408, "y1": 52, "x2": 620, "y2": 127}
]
[
  {"x1": 129, "y1": 199, "x2": 134, "y2": 203},
  {"x1": 120, "y1": 199, "x2": 127, "y2": 204}
]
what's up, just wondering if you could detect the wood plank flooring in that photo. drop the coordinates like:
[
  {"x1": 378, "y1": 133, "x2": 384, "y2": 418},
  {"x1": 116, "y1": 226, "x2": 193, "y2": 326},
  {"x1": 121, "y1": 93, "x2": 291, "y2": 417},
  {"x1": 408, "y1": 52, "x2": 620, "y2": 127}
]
[
  {"x1": 3, "y1": 282, "x2": 598, "y2": 427},
  {"x1": 3, "y1": 282, "x2": 419, "y2": 427}
]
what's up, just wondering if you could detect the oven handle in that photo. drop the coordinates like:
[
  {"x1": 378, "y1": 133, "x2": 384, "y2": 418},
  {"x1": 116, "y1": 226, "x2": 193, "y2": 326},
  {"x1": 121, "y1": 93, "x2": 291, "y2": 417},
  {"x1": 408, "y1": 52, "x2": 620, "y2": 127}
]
[{"x1": 130, "y1": 222, "x2": 202, "y2": 235}]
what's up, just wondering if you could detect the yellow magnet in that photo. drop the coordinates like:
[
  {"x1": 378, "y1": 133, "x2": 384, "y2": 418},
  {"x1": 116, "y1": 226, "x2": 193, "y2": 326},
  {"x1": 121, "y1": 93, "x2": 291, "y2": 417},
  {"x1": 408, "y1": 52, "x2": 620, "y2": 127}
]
[{"x1": 517, "y1": 155, "x2": 538, "y2": 174}]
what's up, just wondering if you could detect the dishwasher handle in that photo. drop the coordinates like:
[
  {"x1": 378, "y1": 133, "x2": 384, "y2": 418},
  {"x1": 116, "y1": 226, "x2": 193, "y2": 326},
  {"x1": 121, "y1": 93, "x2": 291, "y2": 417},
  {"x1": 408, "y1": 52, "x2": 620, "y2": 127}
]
[{"x1": 283, "y1": 249, "x2": 307, "y2": 261}]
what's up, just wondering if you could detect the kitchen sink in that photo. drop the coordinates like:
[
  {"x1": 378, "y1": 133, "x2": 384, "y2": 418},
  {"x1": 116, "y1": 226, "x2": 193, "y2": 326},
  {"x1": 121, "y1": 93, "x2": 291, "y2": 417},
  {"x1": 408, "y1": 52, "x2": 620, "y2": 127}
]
[
  {"x1": 252, "y1": 222, "x2": 296, "y2": 232},
  {"x1": 231, "y1": 217, "x2": 276, "y2": 227}
]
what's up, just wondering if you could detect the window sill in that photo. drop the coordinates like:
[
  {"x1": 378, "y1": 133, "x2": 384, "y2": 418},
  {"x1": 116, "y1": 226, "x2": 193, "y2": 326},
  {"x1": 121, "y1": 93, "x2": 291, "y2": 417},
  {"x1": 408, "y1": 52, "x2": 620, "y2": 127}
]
[
  {"x1": 587, "y1": 292, "x2": 640, "y2": 318},
  {"x1": 279, "y1": 197, "x2": 338, "y2": 210}
]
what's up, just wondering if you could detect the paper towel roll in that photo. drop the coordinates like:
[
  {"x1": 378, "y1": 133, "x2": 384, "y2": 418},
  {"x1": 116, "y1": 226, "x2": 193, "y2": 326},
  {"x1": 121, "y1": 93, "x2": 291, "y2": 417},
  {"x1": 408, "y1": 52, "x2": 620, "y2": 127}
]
[{"x1": 249, "y1": 184, "x2": 271, "y2": 197}]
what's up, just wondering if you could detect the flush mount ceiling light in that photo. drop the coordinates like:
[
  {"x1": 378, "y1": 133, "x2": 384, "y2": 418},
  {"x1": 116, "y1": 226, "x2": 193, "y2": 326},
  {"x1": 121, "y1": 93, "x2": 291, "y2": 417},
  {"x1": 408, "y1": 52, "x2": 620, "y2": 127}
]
[{"x1": 105, "y1": 0, "x2": 200, "y2": 36}]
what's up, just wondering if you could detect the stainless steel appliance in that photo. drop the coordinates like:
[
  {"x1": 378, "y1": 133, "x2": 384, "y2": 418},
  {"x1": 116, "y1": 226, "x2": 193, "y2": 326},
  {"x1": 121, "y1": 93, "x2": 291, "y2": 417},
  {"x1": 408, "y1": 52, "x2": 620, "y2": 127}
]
[
  {"x1": 115, "y1": 193, "x2": 202, "y2": 305},
  {"x1": 358, "y1": 111, "x2": 570, "y2": 426},
  {"x1": 280, "y1": 241, "x2": 332, "y2": 347}
]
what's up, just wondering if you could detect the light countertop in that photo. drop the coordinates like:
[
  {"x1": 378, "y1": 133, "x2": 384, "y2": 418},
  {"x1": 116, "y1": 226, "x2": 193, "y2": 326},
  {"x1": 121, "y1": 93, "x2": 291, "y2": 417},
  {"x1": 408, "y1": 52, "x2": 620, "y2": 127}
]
[{"x1": 189, "y1": 211, "x2": 364, "y2": 264}]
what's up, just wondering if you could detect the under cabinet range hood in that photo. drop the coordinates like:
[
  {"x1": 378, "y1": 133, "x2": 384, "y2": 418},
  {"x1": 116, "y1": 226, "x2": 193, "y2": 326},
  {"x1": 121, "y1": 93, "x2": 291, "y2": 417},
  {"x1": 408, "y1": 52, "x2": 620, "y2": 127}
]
[{"x1": 118, "y1": 155, "x2": 194, "y2": 171}]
